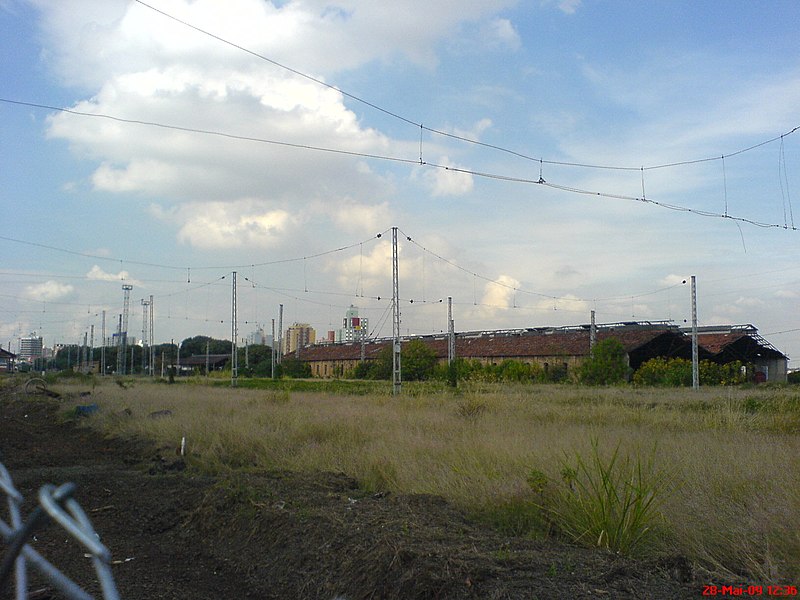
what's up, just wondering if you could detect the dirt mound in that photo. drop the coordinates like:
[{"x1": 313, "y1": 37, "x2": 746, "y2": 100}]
[{"x1": 1, "y1": 389, "x2": 698, "y2": 599}]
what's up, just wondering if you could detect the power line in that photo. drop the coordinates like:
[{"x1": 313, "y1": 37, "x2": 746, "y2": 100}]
[
  {"x1": 0, "y1": 229, "x2": 385, "y2": 272},
  {"x1": 131, "y1": 1, "x2": 800, "y2": 173},
  {"x1": 3, "y1": 97, "x2": 798, "y2": 230},
  {"x1": 398, "y1": 228, "x2": 687, "y2": 305}
]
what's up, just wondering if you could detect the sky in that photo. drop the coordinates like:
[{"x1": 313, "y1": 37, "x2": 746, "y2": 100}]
[{"x1": 1, "y1": 0, "x2": 799, "y2": 367}]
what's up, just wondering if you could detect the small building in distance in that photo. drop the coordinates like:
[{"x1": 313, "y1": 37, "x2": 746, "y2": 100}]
[
  {"x1": 177, "y1": 354, "x2": 230, "y2": 375},
  {"x1": 18, "y1": 333, "x2": 43, "y2": 363},
  {"x1": 0, "y1": 348, "x2": 16, "y2": 372}
]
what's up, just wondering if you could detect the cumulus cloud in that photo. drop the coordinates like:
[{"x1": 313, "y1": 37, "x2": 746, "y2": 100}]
[
  {"x1": 481, "y1": 274, "x2": 520, "y2": 308},
  {"x1": 334, "y1": 240, "x2": 393, "y2": 294},
  {"x1": 420, "y1": 157, "x2": 474, "y2": 197},
  {"x1": 86, "y1": 265, "x2": 136, "y2": 283},
  {"x1": 24, "y1": 281, "x2": 74, "y2": 301},
  {"x1": 34, "y1": 0, "x2": 518, "y2": 250},
  {"x1": 38, "y1": 0, "x2": 516, "y2": 186},
  {"x1": 173, "y1": 201, "x2": 294, "y2": 249}
]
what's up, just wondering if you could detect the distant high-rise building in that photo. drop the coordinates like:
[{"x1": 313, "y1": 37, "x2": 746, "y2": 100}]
[
  {"x1": 19, "y1": 333, "x2": 43, "y2": 363},
  {"x1": 248, "y1": 326, "x2": 271, "y2": 346},
  {"x1": 336, "y1": 305, "x2": 368, "y2": 343},
  {"x1": 284, "y1": 323, "x2": 316, "y2": 355}
]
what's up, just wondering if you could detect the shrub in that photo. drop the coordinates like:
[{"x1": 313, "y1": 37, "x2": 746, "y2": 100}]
[
  {"x1": 633, "y1": 357, "x2": 692, "y2": 386},
  {"x1": 634, "y1": 358, "x2": 750, "y2": 386},
  {"x1": 578, "y1": 338, "x2": 629, "y2": 385}
]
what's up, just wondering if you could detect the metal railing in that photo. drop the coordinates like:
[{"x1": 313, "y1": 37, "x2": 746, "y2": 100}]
[{"x1": 0, "y1": 461, "x2": 121, "y2": 600}]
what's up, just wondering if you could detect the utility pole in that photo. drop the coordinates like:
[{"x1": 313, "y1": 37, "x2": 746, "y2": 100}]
[
  {"x1": 101, "y1": 310, "x2": 106, "y2": 376},
  {"x1": 691, "y1": 275, "x2": 699, "y2": 390},
  {"x1": 118, "y1": 284, "x2": 133, "y2": 375},
  {"x1": 116, "y1": 314, "x2": 123, "y2": 374},
  {"x1": 271, "y1": 318, "x2": 276, "y2": 379},
  {"x1": 231, "y1": 271, "x2": 238, "y2": 387},
  {"x1": 82, "y1": 331, "x2": 88, "y2": 372},
  {"x1": 141, "y1": 299, "x2": 150, "y2": 375},
  {"x1": 590, "y1": 310, "x2": 597, "y2": 352},
  {"x1": 149, "y1": 295, "x2": 154, "y2": 376},
  {"x1": 278, "y1": 304, "x2": 284, "y2": 365},
  {"x1": 392, "y1": 226, "x2": 401, "y2": 395},
  {"x1": 447, "y1": 297, "x2": 455, "y2": 365},
  {"x1": 89, "y1": 324, "x2": 94, "y2": 374}
]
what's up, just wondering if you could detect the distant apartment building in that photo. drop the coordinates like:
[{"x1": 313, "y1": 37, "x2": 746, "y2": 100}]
[
  {"x1": 18, "y1": 333, "x2": 43, "y2": 363},
  {"x1": 284, "y1": 323, "x2": 316, "y2": 355},
  {"x1": 336, "y1": 305, "x2": 368, "y2": 343},
  {"x1": 247, "y1": 326, "x2": 272, "y2": 347}
]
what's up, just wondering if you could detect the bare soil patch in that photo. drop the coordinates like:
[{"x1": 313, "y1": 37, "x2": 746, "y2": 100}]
[{"x1": 1, "y1": 386, "x2": 699, "y2": 599}]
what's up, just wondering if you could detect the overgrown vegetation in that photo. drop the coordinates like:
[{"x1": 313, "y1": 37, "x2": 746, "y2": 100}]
[
  {"x1": 577, "y1": 338, "x2": 629, "y2": 385},
  {"x1": 59, "y1": 379, "x2": 800, "y2": 581},
  {"x1": 634, "y1": 357, "x2": 750, "y2": 386}
]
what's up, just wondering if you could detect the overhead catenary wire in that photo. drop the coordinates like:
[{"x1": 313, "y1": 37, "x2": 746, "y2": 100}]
[
  {"x1": 0, "y1": 228, "x2": 386, "y2": 272},
  {"x1": 130, "y1": 1, "x2": 800, "y2": 173},
  {"x1": 2, "y1": 97, "x2": 797, "y2": 230}
]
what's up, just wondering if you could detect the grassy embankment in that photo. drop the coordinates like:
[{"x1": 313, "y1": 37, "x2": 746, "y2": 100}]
[{"x1": 57, "y1": 377, "x2": 800, "y2": 581}]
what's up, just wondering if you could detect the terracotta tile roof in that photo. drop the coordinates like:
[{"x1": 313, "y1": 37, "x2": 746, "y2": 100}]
[
  {"x1": 297, "y1": 327, "x2": 681, "y2": 361},
  {"x1": 696, "y1": 333, "x2": 747, "y2": 355}
]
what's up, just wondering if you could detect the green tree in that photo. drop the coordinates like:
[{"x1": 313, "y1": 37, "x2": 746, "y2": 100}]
[
  {"x1": 578, "y1": 338, "x2": 629, "y2": 385},
  {"x1": 401, "y1": 339, "x2": 438, "y2": 381},
  {"x1": 179, "y1": 336, "x2": 229, "y2": 358},
  {"x1": 281, "y1": 357, "x2": 311, "y2": 378}
]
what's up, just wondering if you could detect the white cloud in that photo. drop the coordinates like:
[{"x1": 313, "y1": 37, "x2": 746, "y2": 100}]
[
  {"x1": 547, "y1": 0, "x2": 581, "y2": 15},
  {"x1": 775, "y1": 290, "x2": 799, "y2": 299},
  {"x1": 481, "y1": 18, "x2": 521, "y2": 51},
  {"x1": 24, "y1": 281, "x2": 74, "y2": 301},
  {"x1": 319, "y1": 198, "x2": 393, "y2": 236},
  {"x1": 173, "y1": 201, "x2": 294, "y2": 249},
  {"x1": 420, "y1": 157, "x2": 474, "y2": 197},
  {"x1": 452, "y1": 118, "x2": 493, "y2": 142},
  {"x1": 334, "y1": 240, "x2": 393, "y2": 293},
  {"x1": 481, "y1": 274, "x2": 520, "y2": 308},
  {"x1": 86, "y1": 265, "x2": 135, "y2": 283}
]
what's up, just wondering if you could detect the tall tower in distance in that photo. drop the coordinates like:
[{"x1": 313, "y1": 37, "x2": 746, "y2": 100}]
[{"x1": 337, "y1": 305, "x2": 368, "y2": 343}]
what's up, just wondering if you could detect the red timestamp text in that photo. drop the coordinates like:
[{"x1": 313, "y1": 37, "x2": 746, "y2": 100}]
[{"x1": 702, "y1": 585, "x2": 798, "y2": 597}]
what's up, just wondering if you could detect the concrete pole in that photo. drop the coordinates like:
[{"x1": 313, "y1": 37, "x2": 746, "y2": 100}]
[
  {"x1": 271, "y1": 318, "x2": 276, "y2": 379},
  {"x1": 447, "y1": 297, "x2": 455, "y2": 365},
  {"x1": 278, "y1": 304, "x2": 284, "y2": 365},
  {"x1": 392, "y1": 227, "x2": 401, "y2": 395},
  {"x1": 231, "y1": 271, "x2": 238, "y2": 387},
  {"x1": 691, "y1": 275, "x2": 699, "y2": 390}
]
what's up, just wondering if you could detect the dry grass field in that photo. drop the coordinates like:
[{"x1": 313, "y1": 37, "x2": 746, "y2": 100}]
[{"x1": 62, "y1": 378, "x2": 800, "y2": 582}]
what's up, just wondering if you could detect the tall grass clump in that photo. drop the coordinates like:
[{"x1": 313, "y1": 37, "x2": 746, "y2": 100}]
[{"x1": 537, "y1": 440, "x2": 669, "y2": 555}]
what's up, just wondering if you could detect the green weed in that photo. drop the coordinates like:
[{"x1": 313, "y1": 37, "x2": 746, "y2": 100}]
[{"x1": 545, "y1": 439, "x2": 669, "y2": 555}]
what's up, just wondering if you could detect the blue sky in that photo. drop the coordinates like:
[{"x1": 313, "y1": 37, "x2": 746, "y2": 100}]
[{"x1": 1, "y1": 0, "x2": 799, "y2": 367}]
